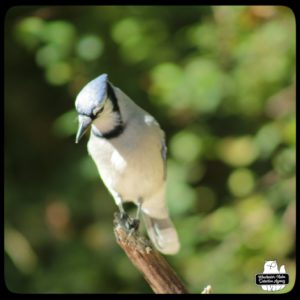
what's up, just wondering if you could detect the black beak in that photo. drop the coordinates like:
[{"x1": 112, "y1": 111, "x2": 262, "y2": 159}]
[{"x1": 75, "y1": 116, "x2": 92, "y2": 143}]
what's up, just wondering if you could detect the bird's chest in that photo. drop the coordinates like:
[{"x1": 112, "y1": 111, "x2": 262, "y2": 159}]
[
  {"x1": 87, "y1": 135, "x2": 128, "y2": 179},
  {"x1": 87, "y1": 129, "x2": 162, "y2": 200}
]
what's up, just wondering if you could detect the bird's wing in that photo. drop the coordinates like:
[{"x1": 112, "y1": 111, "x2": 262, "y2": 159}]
[
  {"x1": 161, "y1": 134, "x2": 167, "y2": 180},
  {"x1": 143, "y1": 113, "x2": 167, "y2": 180}
]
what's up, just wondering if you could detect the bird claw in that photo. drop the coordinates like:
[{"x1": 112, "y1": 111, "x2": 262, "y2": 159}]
[
  {"x1": 116, "y1": 211, "x2": 140, "y2": 232},
  {"x1": 129, "y1": 218, "x2": 140, "y2": 231}
]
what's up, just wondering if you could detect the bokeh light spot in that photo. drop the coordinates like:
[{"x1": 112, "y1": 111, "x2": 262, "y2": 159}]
[
  {"x1": 36, "y1": 44, "x2": 62, "y2": 67},
  {"x1": 254, "y1": 122, "x2": 281, "y2": 158},
  {"x1": 77, "y1": 35, "x2": 103, "y2": 61},
  {"x1": 170, "y1": 131, "x2": 202, "y2": 163},
  {"x1": 112, "y1": 18, "x2": 141, "y2": 43},
  {"x1": 272, "y1": 147, "x2": 296, "y2": 176},
  {"x1": 52, "y1": 110, "x2": 78, "y2": 137},
  {"x1": 228, "y1": 168, "x2": 255, "y2": 197},
  {"x1": 217, "y1": 136, "x2": 258, "y2": 167},
  {"x1": 166, "y1": 160, "x2": 196, "y2": 215},
  {"x1": 43, "y1": 21, "x2": 75, "y2": 47},
  {"x1": 208, "y1": 207, "x2": 239, "y2": 238},
  {"x1": 282, "y1": 117, "x2": 296, "y2": 146},
  {"x1": 15, "y1": 17, "x2": 45, "y2": 50},
  {"x1": 45, "y1": 62, "x2": 72, "y2": 85}
]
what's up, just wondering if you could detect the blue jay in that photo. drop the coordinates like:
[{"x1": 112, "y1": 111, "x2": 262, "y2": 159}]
[{"x1": 75, "y1": 74, "x2": 180, "y2": 255}]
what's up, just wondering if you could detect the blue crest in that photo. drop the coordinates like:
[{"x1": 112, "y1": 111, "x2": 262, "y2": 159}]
[{"x1": 75, "y1": 73, "x2": 108, "y2": 116}]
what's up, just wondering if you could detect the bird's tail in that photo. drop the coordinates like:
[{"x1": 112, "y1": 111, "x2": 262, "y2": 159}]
[{"x1": 142, "y1": 212, "x2": 180, "y2": 255}]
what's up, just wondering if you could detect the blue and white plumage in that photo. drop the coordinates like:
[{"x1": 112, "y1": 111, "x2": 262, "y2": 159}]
[{"x1": 75, "y1": 74, "x2": 180, "y2": 255}]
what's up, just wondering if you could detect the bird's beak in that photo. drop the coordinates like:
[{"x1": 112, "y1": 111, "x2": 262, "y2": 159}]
[{"x1": 75, "y1": 116, "x2": 92, "y2": 143}]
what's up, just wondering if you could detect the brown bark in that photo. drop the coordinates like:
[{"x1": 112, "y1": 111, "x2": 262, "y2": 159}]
[{"x1": 113, "y1": 212, "x2": 188, "y2": 294}]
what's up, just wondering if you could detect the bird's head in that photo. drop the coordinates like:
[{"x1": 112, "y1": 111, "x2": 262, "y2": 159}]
[{"x1": 75, "y1": 74, "x2": 109, "y2": 143}]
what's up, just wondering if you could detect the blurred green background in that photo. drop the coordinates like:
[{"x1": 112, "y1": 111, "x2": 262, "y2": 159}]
[{"x1": 4, "y1": 6, "x2": 295, "y2": 293}]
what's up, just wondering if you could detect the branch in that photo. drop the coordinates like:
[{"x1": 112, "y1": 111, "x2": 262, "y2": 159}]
[{"x1": 113, "y1": 212, "x2": 188, "y2": 294}]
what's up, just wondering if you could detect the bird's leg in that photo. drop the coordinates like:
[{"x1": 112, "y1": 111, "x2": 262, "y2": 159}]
[
  {"x1": 117, "y1": 202, "x2": 126, "y2": 217},
  {"x1": 135, "y1": 198, "x2": 143, "y2": 220},
  {"x1": 128, "y1": 198, "x2": 143, "y2": 232},
  {"x1": 113, "y1": 193, "x2": 132, "y2": 230},
  {"x1": 113, "y1": 193, "x2": 127, "y2": 218},
  {"x1": 113, "y1": 193, "x2": 139, "y2": 232}
]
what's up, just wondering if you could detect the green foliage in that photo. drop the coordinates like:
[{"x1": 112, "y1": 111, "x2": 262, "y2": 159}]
[{"x1": 5, "y1": 6, "x2": 295, "y2": 293}]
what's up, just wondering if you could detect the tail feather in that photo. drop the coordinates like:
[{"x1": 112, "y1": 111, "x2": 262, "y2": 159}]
[{"x1": 142, "y1": 212, "x2": 180, "y2": 255}]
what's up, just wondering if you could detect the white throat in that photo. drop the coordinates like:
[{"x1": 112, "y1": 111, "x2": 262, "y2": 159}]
[{"x1": 91, "y1": 98, "x2": 122, "y2": 136}]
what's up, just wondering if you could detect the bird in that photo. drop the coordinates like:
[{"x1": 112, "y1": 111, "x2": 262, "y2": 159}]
[{"x1": 75, "y1": 73, "x2": 180, "y2": 255}]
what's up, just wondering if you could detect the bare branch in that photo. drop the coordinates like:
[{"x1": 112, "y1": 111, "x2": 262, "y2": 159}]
[{"x1": 113, "y1": 212, "x2": 188, "y2": 294}]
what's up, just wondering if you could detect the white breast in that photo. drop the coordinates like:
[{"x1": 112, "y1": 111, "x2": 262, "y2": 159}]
[
  {"x1": 87, "y1": 87, "x2": 166, "y2": 204},
  {"x1": 110, "y1": 149, "x2": 127, "y2": 172},
  {"x1": 87, "y1": 114, "x2": 165, "y2": 203}
]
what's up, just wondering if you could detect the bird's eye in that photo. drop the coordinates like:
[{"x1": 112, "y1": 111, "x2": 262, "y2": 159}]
[{"x1": 92, "y1": 106, "x2": 104, "y2": 116}]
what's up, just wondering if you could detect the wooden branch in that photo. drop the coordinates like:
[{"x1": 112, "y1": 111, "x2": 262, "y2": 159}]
[{"x1": 113, "y1": 212, "x2": 188, "y2": 294}]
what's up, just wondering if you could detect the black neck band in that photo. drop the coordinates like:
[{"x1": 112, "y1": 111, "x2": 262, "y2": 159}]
[
  {"x1": 107, "y1": 82, "x2": 120, "y2": 112},
  {"x1": 92, "y1": 82, "x2": 125, "y2": 139},
  {"x1": 92, "y1": 122, "x2": 126, "y2": 139}
]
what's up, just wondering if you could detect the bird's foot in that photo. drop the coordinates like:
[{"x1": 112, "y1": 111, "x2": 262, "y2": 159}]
[
  {"x1": 115, "y1": 210, "x2": 140, "y2": 232},
  {"x1": 128, "y1": 198, "x2": 142, "y2": 232},
  {"x1": 129, "y1": 218, "x2": 140, "y2": 231}
]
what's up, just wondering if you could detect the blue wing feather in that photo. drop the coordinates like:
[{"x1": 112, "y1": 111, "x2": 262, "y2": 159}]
[{"x1": 161, "y1": 138, "x2": 167, "y2": 180}]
